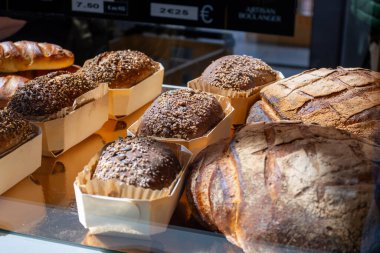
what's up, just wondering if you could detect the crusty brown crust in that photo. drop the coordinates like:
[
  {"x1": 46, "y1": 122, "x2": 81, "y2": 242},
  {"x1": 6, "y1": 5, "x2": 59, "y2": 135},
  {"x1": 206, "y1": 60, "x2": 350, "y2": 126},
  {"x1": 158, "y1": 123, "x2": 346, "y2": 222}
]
[
  {"x1": 188, "y1": 122, "x2": 378, "y2": 252},
  {"x1": 0, "y1": 41, "x2": 74, "y2": 72},
  {"x1": 198, "y1": 55, "x2": 277, "y2": 92},
  {"x1": 0, "y1": 108, "x2": 36, "y2": 155},
  {"x1": 93, "y1": 137, "x2": 181, "y2": 190},
  {"x1": 137, "y1": 89, "x2": 225, "y2": 140},
  {"x1": 247, "y1": 67, "x2": 380, "y2": 143},
  {"x1": 7, "y1": 71, "x2": 97, "y2": 119},
  {"x1": 79, "y1": 50, "x2": 159, "y2": 89}
]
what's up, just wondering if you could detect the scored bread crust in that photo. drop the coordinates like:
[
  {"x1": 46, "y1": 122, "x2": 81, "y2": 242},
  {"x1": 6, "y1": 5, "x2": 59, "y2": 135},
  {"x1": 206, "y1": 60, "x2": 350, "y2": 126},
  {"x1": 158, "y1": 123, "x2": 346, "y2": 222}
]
[
  {"x1": 187, "y1": 122, "x2": 379, "y2": 252},
  {"x1": 0, "y1": 41, "x2": 74, "y2": 72},
  {"x1": 247, "y1": 67, "x2": 380, "y2": 143}
]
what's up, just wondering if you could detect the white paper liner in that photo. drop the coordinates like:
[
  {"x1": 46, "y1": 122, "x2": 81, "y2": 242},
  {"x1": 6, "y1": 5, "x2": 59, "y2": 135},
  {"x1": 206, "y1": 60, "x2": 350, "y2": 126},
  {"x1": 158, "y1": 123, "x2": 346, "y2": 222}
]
[
  {"x1": 127, "y1": 94, "x2": 234, "y2": 156},
  {"x1": 76, "y1": 142, "x2": 192, "y2": 201},
  {"x1": 0, "y1": 126, "x2": 42, "y2": 195},
  {"x1": 108, "y1": 64, "x2": 164, "y2": 119},
  {"x1": 188, "y1": 71, "x2": 283, "y2": 124},
  {"x1": 188, "y1": 71, "x2": 284, "y2": 98},
  {"x1": 0, "y1": 125, "x2": 39, "y2": 159}
]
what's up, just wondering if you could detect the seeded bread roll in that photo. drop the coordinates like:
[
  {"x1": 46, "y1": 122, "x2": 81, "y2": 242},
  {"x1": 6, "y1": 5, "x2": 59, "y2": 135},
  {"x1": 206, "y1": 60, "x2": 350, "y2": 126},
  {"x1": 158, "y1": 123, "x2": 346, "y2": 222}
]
[
  {"x1": 7, "y1": 71, "x2": 98, "y2": 120},
  {"x1": 198, "y1": 55, "x2": 278, "y2": 92},
  {"x1": 0, "y1": 109, "x2": 35, "y2": 155},
  {"x1": 93, "y1": 137, "x2": 181, "y2": 190},
  {"x1": 79, "y1": 50, "x2": 160, "y2": 89},
  {"x1": 138, "y1": 89, "x2": 224, "y2": 140}
]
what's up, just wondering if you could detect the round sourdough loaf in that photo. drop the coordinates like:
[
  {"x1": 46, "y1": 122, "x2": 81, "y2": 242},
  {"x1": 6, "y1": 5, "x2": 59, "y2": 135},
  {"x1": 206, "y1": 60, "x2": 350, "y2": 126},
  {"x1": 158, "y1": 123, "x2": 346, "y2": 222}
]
[
  {"x1": 187, "y1": 122, "x2": 379, "y2": 252},
  {"x1": 247, "y1": 67, "x2": 380, "y2": 144}
]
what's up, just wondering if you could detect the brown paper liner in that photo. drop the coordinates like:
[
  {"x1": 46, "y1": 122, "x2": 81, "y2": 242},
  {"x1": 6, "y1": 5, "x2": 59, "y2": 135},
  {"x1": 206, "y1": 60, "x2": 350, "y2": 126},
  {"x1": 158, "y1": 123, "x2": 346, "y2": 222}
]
[
  {"x1": 27, "y1": 83, "x2": 108, "y2": 122},
  {"x1": 76, "y1": 142, "x2": 191, "y2": 201}
]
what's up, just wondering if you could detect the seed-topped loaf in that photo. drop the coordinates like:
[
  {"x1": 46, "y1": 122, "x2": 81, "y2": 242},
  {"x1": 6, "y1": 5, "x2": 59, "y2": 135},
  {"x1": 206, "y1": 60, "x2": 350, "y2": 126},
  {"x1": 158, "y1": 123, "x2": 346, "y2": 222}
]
[
  {"x1": 79, "y1": 50, "x2": 160, "y2": 89},
  {"x1": 7, "y1": 71, "x2": 98, "y2": 120},
  {"x1": 0, "y1": 108, "x2": 36, "y2": 155},
  {"x1": 198, "y1": 55, "x2": 278, "y2": 92},
  {"x1": 138, "y1": 89, "x2": 224, "y2": 140},
  {"x1": 93, "y1": 137, "x2": 181, "y2": 190}
]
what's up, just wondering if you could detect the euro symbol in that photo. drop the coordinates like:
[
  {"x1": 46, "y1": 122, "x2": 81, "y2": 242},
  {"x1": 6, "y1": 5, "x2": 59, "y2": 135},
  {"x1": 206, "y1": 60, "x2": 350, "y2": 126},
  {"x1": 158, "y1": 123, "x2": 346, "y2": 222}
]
[{"x1": 200, "y1": 5, "x2": 213, "y2": 24}]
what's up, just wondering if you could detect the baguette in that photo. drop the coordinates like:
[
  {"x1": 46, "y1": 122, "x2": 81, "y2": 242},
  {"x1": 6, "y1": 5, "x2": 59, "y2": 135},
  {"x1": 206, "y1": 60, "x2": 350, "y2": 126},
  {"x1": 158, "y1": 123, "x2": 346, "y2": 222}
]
[{"x1": 0, "y1": 41, "x2": 74, "y2": 72}]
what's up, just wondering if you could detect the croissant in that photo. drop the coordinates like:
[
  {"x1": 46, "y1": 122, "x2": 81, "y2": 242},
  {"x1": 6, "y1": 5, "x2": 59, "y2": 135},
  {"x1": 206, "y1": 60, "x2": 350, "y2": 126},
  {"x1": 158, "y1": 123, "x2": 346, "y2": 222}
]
[
  {"x1": 0, "y1": 41, "x2": 74, "y2": 72},
  {"x1": 187, "y1": 122, "x2": 379, "y2": 252}
]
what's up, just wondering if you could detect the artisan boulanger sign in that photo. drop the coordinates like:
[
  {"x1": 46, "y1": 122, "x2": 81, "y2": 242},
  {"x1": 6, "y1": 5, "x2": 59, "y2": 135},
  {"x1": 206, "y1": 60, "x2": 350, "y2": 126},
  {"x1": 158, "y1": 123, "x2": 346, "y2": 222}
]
[{"x1": 226, "y1": 0, "x2": 297, "y2": 35}]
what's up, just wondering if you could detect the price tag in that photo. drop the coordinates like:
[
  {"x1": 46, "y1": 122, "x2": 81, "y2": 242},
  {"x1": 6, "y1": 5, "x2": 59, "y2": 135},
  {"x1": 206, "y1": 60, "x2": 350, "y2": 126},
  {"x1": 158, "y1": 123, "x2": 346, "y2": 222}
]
[
  {"x1": 72, "y1": 0, "x2": 104, "y2": 13},
  {"x1": 150, "y1": 3, "x2": 198, "y2": 21}
]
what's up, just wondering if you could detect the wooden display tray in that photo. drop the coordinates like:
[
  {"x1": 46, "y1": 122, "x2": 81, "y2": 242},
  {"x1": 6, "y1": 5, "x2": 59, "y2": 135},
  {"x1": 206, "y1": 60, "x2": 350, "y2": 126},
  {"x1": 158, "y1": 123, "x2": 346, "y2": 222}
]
[{"x1": 0, "y1": 85, "x2": 302, "y2": 253}]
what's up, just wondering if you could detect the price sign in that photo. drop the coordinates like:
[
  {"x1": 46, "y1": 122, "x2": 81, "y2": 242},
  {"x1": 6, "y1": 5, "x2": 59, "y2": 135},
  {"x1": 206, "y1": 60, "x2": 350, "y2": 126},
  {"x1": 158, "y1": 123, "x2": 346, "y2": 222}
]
[
  {"x1": 150, "y1": 3, "x2": 198, "y2": 21},
  {"x1": 72, "y1": 0, "x2": 103, "y2": 13}
]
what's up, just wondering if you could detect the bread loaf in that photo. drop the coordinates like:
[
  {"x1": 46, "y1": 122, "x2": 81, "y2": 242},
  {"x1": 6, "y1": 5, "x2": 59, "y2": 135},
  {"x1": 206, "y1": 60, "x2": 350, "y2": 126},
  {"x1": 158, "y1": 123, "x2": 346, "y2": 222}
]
[
  {"x1": 0, "y1": 108, "x2": 36, "y2": 155},
  {"x1": 247, "y1": 67, "x2": 380, "y2": 143},
  {"x1": 93, "y1": 137, "x2": 181, "y2": 190},
  {"x1": 0, "y1": 41, "x2": 74, "y2": 72},
  {"x1": 0, "y1": 75, "x2": 29, "y2": 108},
  {"x1": 79, "y1": 50, "x2": 159, "y2": 89},
  {"x1": 187, "y1": 122, "x2": 379, "y2": 252},
  {"x1": 198, "y1": 55, "x2": 278, "y2": 93},
  {"x1": 138, "y1": 89, "x2": 224, "y2": 140},
  {"x1": 7, "y1": 71, "x2": 98, "y2": 120}
]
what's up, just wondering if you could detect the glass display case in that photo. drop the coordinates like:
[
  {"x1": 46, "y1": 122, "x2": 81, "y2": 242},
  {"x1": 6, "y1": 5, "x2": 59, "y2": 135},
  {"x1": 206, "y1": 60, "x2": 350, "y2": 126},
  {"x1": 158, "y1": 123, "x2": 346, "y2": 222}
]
[{"x1": 0, "y1": 0, "x2": 379, "y2": 252}]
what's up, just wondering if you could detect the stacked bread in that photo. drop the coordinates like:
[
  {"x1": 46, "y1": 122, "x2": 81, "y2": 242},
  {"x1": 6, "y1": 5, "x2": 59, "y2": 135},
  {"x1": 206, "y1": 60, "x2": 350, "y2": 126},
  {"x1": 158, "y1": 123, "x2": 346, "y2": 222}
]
[{"x1": 0, "y1": 41, "x2": 76, "y2": 108}]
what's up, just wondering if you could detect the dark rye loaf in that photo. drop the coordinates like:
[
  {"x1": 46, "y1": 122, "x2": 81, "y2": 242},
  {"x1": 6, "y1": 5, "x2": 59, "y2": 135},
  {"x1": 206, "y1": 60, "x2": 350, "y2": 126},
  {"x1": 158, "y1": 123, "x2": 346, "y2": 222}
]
[
  {"x1": 79, "y1": 50, "x2": 160, "y2": 89},
  {"x1": 0, "y1": 108, "x2": 36, "y2": 155},
  {"x1": 138, "y1": 89, "x2": 224, "y2": 140},
  {"x1": 187, "y1": 122, "x2": 379, "y2": 253},
  {"x1": 93, "y1": 137, "x2": 181, "y2": 190}
]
